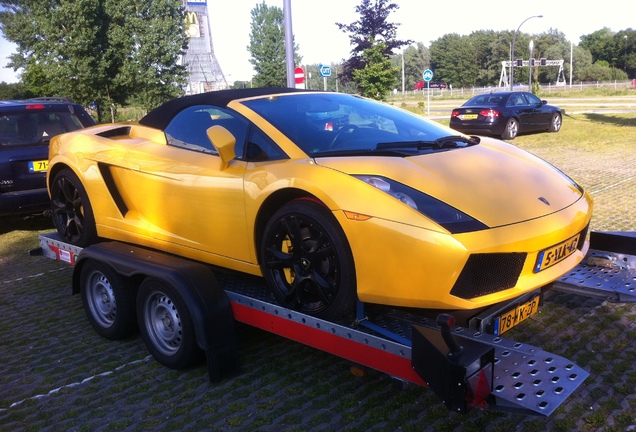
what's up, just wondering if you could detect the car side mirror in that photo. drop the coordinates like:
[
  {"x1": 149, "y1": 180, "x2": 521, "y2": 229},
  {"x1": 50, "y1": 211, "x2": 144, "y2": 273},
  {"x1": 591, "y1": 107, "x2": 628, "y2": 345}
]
[
  {"x1": 541, "y1": 100, "x2": 548, "y2": 105},
  {"x1": 207, "y1": 125, "x2": 236, "y2": 170}
]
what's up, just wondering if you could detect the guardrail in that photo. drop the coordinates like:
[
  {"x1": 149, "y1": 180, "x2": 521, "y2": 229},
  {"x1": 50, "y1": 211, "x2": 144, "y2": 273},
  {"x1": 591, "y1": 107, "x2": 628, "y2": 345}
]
[{"x1": 397, "y1": 80, "x2": 635, "y2": 99}]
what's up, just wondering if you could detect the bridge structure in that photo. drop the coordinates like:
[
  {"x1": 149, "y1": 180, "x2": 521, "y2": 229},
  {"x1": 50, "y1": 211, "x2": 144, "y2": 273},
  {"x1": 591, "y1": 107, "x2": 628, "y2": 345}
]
[{"x1": 498, "y1": 59, "x2": 565, "y2": 88}]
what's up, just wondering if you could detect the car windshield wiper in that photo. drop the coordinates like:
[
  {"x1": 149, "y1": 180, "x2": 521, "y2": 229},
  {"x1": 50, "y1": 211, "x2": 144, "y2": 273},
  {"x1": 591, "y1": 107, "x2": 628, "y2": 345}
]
[
  {"x1": 311, "y1": 148, "x2": 413, "y2": 158},
  {"x1": 376, "y1": 135, "x2": 480, "y2": 150},
  {"x1": 311, "y1": 136, "x2": 480, "y2": 158}
]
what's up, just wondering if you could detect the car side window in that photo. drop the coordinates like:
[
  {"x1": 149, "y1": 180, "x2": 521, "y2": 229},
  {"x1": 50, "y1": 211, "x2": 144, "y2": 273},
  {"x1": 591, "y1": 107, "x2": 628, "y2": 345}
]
[
  {"x1": 508, "y1": 94, "x2": 526, "y2": 107},
  {"x1": 242, "y1": 126, "x2": 288, "y2": 162},
  {"x1": 164, "y1": 105, "x2": 248, "y2": 156},
  {"x1": 524, "y1": 93, "x2": 542, "y2": 105}
]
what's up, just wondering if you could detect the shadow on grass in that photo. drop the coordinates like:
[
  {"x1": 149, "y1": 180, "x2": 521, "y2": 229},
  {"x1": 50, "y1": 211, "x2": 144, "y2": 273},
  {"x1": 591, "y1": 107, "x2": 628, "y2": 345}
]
[
  {"x1": 0, "y1": 214, "x2": 54, "y2": 235},
  {"x1": 568, "y1": 113, "x2": 636, "y2": 127}
]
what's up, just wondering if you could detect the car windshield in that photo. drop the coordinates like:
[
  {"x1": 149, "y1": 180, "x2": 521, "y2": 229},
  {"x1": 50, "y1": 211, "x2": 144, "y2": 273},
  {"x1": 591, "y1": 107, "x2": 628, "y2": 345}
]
[{"x1": 241, "y1": 93, "x2": 466, "y2": 156}]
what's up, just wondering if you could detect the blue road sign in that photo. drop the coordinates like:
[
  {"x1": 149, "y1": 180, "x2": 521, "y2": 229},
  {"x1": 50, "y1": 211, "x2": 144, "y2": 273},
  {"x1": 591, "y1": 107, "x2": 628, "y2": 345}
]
[
  {"x1": 319, "y1": 64, "x2": 331, "y2": 77},
  {"x1": 423, "y1": 69, "x2": 433, "y2": 82}
]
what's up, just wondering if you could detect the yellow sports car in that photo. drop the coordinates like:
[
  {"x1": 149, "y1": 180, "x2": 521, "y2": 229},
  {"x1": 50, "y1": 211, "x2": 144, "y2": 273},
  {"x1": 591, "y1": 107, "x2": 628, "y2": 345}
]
[{"x1": 47, "y1": 88, "x2": 592, "y2": 321}]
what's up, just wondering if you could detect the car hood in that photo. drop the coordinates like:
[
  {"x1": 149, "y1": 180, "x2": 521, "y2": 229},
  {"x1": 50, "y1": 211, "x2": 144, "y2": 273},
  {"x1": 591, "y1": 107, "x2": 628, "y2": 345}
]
[{"x1": 314, "y1": 138, "x2": 583, "y2": 228}]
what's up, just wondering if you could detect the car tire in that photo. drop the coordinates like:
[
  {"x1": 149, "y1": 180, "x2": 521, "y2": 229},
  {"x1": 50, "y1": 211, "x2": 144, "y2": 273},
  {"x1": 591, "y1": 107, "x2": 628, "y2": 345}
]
[
  {"x1": 260, "y1": 199, "x2": 357, "y2": 321},
  {"x1": 50, "y1": 168, "x2": 98, "y2": 247},
  {"x1": 137, "y1": 278, "x2": 203, "y2": 369},
  {"x1": 501, "y1": 118, "x2": 519, "y2": 140},
  {"x1": 80, "y1": 260, "x2": 137, "y2": 340},
  {"x1": 548, "y1": 113, "x2": 562, "y2": 132}
]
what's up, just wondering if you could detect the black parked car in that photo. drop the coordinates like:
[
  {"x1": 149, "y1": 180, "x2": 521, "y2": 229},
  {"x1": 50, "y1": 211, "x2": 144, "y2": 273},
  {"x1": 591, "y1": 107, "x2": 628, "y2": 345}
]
[
  {"x1": 449, "y1": 91, "x2": 562, "y2": 140},
  {"x1": 0, "y1": 98, "x2": 95, "y2": 216}
]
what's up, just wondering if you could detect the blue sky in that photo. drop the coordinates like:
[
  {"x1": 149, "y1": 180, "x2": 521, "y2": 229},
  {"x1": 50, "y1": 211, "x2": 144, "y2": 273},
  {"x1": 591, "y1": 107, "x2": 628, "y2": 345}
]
[{"x1": 2, "y1": 0, "x2": 634, "y2": 83}]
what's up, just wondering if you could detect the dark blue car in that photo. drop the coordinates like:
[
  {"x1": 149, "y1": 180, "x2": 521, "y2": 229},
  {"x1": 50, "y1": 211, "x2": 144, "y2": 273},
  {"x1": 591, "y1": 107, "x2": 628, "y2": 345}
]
[
  {"x1": 449, "y1": 91, "x2": 562, "y2": 140},
  {"x1": 0, "y1": 98, "x2": 95, "y2": 216}
]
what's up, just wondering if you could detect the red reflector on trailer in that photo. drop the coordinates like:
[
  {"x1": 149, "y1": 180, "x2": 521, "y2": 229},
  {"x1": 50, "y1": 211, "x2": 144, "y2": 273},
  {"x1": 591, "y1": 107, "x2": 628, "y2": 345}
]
[
  {"x1": 465, "y1": 368, "x2": 492, "y2": 410},
  {"x1": 26, "y1": 104, "x2": 46, "y2": 110}
]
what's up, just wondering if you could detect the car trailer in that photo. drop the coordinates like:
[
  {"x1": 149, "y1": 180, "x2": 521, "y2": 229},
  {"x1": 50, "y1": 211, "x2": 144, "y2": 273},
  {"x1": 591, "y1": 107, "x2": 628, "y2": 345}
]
[{"x1": 33, "y1": 231, "x2": 636, "y2": 417}]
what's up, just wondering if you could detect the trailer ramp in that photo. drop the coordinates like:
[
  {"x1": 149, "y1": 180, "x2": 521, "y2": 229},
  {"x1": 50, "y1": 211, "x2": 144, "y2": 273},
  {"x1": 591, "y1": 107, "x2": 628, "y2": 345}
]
[{"x1": 554, "y1": 231, "x2": 636, "y2": 302}]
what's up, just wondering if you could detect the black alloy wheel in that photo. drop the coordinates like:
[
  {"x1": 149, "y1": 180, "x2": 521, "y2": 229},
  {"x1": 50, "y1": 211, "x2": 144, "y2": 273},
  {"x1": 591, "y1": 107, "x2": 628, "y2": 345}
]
[
  {"x1": 260, "y1": 200, "x2": 356, "y2": 321},
  {"x1": 50, "y1": 168, "x2": 97, "y2": 247}
]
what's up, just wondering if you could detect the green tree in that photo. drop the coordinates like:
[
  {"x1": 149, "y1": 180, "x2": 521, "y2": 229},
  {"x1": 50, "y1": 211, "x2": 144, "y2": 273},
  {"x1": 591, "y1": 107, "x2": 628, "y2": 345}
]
[
  {"x1": 336, "y1": 0, "x2": 411, "y2": 86},
  {"x1": 0, "y1": 0, "x2": 187, "y2": 121},
  {"x1": 429, "y1": 34, "x2": 479, "y2": 88},
  {"x1": 230, "y1": 80, "x2": 252, "y2": 90},
  {"x1": 469, "y1": 30, "x2": 511, "y2": 86},
  {"x1": 393, "y1": 42, "x2": 429, "y2": 91},
  {"x1": 580, "y1": 28, "x2": 618, "y2": 65},
  {"x1": 0, "y1": 81, "x2": 27, "y2": 99},
  {"x1": 110, "y1": 1, "x2": 189, "y2": 112},
  {"x1": 353, "y1": 40, "x2": 398, "y2": 100},
  {"x1": 248, "y1": 2, "x2": 301, "y2": 88}
]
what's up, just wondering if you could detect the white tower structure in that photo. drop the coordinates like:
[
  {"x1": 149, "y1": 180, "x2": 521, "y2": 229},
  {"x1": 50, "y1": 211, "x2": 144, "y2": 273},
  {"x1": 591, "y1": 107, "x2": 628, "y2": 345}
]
[{"x1": 183, "y1": 1, "x2": 228, "y2": 93}]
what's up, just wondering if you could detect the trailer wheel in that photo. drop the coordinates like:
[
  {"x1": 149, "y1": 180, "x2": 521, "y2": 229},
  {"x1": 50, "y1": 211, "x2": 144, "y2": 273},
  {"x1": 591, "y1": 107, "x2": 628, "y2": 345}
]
[
  {"x1": 260, "y1": 199, "x2": 356, "y2": 320},
  {"x1": 80, "y1": 260, "x2": 137, "y2": 340},
  {"x1": 50, "y1": 168, "x2": 98, "y2": 247},
  {"x1": 137, "y1": 278, "x2": 202, "y2": 369}
]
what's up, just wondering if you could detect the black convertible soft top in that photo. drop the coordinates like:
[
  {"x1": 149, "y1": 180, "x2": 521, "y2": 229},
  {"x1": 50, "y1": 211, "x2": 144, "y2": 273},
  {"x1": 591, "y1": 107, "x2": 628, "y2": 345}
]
[{"x1": 139, "y1": 87, "x2": 307, "y2": 130}]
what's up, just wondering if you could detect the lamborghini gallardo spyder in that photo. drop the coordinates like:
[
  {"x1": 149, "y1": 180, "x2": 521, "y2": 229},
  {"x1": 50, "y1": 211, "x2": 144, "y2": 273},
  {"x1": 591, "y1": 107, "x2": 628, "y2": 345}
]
[{"x1": 47, "y1": 88, "x2": 592, "y2": 321}]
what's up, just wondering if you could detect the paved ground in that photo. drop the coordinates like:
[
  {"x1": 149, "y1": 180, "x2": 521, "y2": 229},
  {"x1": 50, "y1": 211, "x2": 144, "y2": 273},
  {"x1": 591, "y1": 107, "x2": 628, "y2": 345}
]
[{"x1": 1, "y1": 112, "x2": 635, "y2": 431}]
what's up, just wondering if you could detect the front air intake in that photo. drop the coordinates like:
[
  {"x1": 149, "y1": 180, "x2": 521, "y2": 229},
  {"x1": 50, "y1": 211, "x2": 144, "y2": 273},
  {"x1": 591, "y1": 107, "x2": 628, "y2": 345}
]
[{"x1": 450, "y1": 253, "x2": 527, "y2": 299}]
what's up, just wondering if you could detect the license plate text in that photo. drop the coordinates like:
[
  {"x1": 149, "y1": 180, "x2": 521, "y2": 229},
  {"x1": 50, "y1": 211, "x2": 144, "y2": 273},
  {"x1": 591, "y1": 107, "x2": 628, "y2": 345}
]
[
  {"x1": 495, "y1": 295, "x2": 540, "y2": 335},
  {"x1": 29, "y1": 160, "x2": 49, "y2": 173},
  {"x1": 534, "y1": 234, "x2": 580, "y2": 273}
]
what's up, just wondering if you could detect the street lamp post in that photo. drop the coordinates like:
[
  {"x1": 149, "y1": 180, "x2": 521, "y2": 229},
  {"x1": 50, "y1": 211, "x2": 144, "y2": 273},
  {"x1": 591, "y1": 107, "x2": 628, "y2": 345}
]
[
  {"x1": 510, "y1": 15, "x2": 543, "y2": 90},
  {"x1": 529, "y1": 40, "x2": 534, "y2": 90},
  {"x1": 625, "y1": 35, "x2": 628, "y2": 72}
]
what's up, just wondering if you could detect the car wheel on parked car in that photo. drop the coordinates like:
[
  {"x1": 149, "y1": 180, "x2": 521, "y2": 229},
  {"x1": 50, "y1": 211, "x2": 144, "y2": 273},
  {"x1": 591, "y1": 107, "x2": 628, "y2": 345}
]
[
  {"x1": 549, "y1": 113, "x2": 562, "y2": 132},
  {"x1": 260, "y1": 199, "x2": 357, "y2": 320},
  {"x1": 502, "y1": 118, "x2": 519, "y2": 140}
]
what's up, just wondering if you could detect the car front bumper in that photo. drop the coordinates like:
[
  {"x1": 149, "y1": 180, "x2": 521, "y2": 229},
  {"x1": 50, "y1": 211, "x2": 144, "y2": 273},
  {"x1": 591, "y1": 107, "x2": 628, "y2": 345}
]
[{"x1": 336, "y1": 193, "x2": 593, "y2": 311}]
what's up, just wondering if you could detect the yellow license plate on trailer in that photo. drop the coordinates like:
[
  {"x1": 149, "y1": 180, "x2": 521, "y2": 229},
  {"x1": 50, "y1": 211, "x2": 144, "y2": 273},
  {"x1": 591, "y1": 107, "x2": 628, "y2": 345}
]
[
  {"x1": 29, "y1": 160, "x2": 49, "y2": 172},
  {"x1": 495, "y1": 295, "x2": 540, "y2": 335},
  {"x1": 534, "y1": 233, "x2": 580, "y2": 273},
  {"x1": 461, "y1": 114, "x2": 478, "y2": 120}
]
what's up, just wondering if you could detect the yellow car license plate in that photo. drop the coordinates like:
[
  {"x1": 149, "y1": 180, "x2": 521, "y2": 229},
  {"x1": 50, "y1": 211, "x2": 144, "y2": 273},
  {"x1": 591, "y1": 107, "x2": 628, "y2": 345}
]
[
  {"x1": 534, "y1": 233, "x2": 580, "y2": 273},
  {"x1": 461, "y1": 114, "x2": 478, "y2": 120},
  {"x1": 29, "y1": 160, "x2": 49, "y2": 173},
  {"x1": 495, "y1": 295, "x2": 540, "y2": 335}
]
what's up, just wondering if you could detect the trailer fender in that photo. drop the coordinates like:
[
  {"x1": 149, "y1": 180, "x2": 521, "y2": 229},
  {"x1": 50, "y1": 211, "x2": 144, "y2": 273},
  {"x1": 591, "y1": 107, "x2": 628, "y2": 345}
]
[{"x1": 72, "y1": 241, "x2": 240, "y2": 382}]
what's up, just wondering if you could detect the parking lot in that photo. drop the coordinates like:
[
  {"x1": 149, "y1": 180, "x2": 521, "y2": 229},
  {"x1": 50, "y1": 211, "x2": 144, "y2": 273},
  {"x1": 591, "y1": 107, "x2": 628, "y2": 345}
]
[{"x1": 1, "y1": 111, "x2": 635, "y2": 431}]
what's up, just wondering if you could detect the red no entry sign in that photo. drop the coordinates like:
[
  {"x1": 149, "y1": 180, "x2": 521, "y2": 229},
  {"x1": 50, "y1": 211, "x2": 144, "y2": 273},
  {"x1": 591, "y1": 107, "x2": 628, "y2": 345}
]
[{"x1": 295, "y1": 67, "x2": 304, "y2": 84}]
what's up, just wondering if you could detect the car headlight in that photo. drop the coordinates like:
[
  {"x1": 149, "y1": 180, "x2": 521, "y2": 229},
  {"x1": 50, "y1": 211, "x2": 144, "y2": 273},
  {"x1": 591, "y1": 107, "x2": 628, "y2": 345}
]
[{"x1": 353, "y1": 175, "x2": 488, "y2": 234}]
